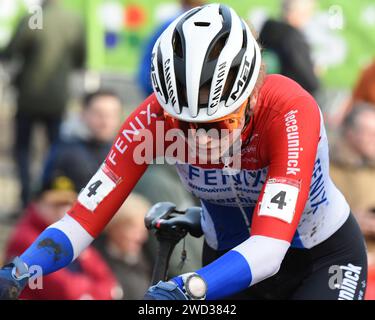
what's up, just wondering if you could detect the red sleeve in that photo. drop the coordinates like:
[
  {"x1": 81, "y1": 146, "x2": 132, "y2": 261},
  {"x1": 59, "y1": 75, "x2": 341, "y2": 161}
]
[
  {"x1": 251, "y1": 96, "x2": 321, "y2": 243},
  {"x1": 68, "y1": 95, "x2": 164, "y2": 237}
]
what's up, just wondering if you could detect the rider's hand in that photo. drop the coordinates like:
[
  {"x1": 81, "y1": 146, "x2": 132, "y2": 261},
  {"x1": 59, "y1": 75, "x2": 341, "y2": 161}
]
[
  {"x1": 144, "y1": 273, "x2": 207, "y2": 300},
  {"x1": 0, "y1": 257, "x2": 30, "y2": 300},
  {"x1": 144, "y1": 281, "x2": 189, "y2": 300}
]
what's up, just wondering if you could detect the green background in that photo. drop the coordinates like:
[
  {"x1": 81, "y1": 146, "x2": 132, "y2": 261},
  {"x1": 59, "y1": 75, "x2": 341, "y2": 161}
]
[{"x1": 1, "y1": 0, "x2": 375, "y2": 88}]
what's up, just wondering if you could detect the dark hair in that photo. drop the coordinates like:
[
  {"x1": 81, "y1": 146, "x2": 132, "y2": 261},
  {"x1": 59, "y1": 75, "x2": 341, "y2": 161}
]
[
  {"x1": 343, "y1": 101, "x2": 375, "y2": 131},
  {"x1": 83, "y1": 89, "x2": 122, "y2": 110}
]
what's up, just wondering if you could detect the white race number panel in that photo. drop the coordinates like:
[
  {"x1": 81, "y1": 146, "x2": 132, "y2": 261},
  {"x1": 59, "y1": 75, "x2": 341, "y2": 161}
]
[
  {"x1": 78, "y1": 164, "x2": 117, "y2": 212},
  {"x1": 259, "y1": 181, "x2": 299, "y2": 223}
]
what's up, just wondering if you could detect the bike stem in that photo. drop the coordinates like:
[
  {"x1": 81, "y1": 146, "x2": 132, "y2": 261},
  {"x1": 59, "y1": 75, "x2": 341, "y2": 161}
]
[{"x1": 151, "y1": 229, "x2": 186, "y2": 285}]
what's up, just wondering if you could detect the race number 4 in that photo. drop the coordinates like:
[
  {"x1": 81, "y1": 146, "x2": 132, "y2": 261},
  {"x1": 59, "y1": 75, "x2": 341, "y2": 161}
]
[
  {"x1": 78, "y1": 164, "x2": 118, "y2": 212},
  {"x1": 87, "y1": 180, "x2": 103, "y2": 198},
  {"x1": 259, "y1": 178, "x2": 300, "y2": 223}
]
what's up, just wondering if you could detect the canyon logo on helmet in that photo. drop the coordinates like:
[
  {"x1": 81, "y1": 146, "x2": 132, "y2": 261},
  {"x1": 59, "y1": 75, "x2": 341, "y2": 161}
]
[{"x1": 151, "y1": 3, "x2": 262, "y2": 123}]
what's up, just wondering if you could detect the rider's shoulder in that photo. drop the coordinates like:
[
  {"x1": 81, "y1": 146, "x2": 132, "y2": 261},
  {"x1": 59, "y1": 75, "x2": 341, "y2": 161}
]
[
  {"x1": 134, "y1": 93, "x2": 164, "y2": 115},
  {"x1": 261, "y1": 74, "x2": 312, "y2": 98},
  {"x1": 260, "y1": 74, "x2": 318, "y2": 113},
  {"x1": 143, "y1": 93, "x2": 163, "y2": 108}
]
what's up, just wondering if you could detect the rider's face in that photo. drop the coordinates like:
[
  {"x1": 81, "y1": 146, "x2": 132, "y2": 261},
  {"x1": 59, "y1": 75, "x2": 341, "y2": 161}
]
[
  {"x1": 194, "y1": 92, "x2": 259, "y2": 161},
  {"x1": 165, "y1": 89, "x2": 259, "y2": 163}
]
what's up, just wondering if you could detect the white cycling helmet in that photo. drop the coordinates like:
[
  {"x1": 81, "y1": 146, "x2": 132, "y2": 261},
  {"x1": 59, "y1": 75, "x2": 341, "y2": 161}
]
[{"x1": 151, "y1": 3, "x2": 262, "y2": 123}]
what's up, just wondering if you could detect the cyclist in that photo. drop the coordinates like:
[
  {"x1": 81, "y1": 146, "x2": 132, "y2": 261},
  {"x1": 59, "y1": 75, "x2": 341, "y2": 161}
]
[{"x1": 0, "y1": 4, "x2": 367, "y2": 300}]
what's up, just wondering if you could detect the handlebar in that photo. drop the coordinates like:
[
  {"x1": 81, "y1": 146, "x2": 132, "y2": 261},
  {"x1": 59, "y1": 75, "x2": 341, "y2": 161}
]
[
  {"x1": 145, "y1": 202, "x2": 203, "y2": 284},
  {"x1": 145, "y1": 202, "x2": 203, "y2": 238}
]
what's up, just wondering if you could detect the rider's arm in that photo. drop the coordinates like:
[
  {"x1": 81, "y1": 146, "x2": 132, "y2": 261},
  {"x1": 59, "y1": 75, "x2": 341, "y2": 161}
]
[
  {"x1": 174, "y1": 96, "x2": 321, "y2": 299},
  {"x1": 18, "y1": 95, "x2": 161, "y2": 276}
]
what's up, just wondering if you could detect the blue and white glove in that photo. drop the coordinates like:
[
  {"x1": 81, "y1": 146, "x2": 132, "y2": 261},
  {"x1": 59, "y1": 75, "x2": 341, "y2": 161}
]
[
  {"x1": 0, "y1": 257, "x2": 30, "y2": 300},
  {"x1": 144, "y1": 273, "x2": 207, "y2": 300},
  {"x1": 144, "y1": 280, "x2": 189, "y2": 300}
]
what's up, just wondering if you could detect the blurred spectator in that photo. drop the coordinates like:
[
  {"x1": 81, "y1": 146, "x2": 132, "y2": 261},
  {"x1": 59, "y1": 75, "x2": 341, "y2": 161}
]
[
  {"x1": 332, "y1": 59, "x2": 375, "y2": 127},
  {"x1": 137, "y1": 0, "x2": 206, "y2": 97},
  {"x1": 5, "y1": 175, "x2": 120, "y2": 300},
  {"x1": 259, "y1": 0, "x2": 320, "y2": 95},
  {"x1": 330, "y1": 102, "x2": 375, "y2": 235},
  {"x1": 352, "y1": 60, "x2": 375, "y2": 106},
  {"x1": 329, "y1": 102, "x2": 375, "y2": 299},
  {"x1": 0, "y1": 0, "x2": 86, "y2": 208},
  {"x1": 96, "y1": 193, "x2": 152, "y2": 300},
  {"x1": 43, "y1": 90, "x2": 122, "y2": 191}
]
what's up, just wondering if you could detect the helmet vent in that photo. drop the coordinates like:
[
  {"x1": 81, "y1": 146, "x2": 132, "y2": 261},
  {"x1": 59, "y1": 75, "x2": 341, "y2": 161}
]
[
  {"x1": 172, "y1": 30, "x2": 184, "y2": 58},
  {"x1": 208, "y1": 33, "x2": 229, "y2": 61},
  {"x1": 241, "y1": 22, "x2": 248, "y2": 49},
  {"x1": 194, "y1": 21, "x2": 211, "y2": 27},
  {"x1": 176, "y1": 77, "x2": 187, "y2": 108},
  {"x1": 218, "y1": 6, "x2": 225, "y2": 23},
  {"x1": 157, "y1": 45, "x2": 169, "y2": 102},
  {"x1": 223, "y1": 66, "x2": 239, "y2": 100}
]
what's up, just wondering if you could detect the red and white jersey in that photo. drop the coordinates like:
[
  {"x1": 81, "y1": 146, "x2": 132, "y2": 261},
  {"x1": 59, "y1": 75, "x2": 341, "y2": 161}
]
[{"x1": 67, "y1": 75, "x2": 350, "y2": 252}]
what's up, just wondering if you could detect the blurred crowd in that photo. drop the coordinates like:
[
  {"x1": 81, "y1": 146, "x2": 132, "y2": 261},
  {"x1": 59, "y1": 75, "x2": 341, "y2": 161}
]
[{"x1": 0, "y1": 0, "x2": 375, "y2": 300}]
